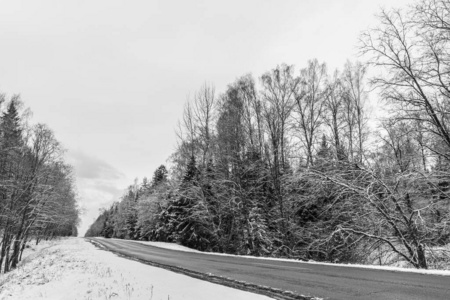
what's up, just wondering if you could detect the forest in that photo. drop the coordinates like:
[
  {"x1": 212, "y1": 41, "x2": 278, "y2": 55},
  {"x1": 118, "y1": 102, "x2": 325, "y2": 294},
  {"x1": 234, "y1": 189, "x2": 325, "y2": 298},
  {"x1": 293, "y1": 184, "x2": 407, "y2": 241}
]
[
  {"x1": 86, "y1": 0, "x2": 450, "y2": 269},
  {"x1": 0, "y1": 96, "x2": 80, "y2": 274}
]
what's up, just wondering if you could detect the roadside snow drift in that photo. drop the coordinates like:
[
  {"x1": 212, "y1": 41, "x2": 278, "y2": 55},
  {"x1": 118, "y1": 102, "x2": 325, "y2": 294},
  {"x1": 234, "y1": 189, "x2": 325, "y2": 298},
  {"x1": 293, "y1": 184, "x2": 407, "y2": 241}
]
[{"x1": 0, "y1": 237, "x2": 274, "y2": 300}]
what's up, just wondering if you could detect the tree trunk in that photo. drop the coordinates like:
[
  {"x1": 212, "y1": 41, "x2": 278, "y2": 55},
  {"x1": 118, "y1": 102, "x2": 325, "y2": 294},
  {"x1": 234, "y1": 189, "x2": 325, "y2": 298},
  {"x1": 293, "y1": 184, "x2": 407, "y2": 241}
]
[
  {"x1": 9, "y1": 236, "x2": 22, "y2": 270},
  {"x1": 19, "y1": 239, "x2": 27, "y2": 261},
  {"x1": 0, "y1": 227, "x2": 11, "y2": 273},
  {"x1": 9, "y1": 209, "x2": 28, "y2": 270},
  {"x1": 416, "y1": 244, "x2": 428, "y2": 269},
  {"x1": 4, "y1": 242, "x2": 11, "y2": 273}
]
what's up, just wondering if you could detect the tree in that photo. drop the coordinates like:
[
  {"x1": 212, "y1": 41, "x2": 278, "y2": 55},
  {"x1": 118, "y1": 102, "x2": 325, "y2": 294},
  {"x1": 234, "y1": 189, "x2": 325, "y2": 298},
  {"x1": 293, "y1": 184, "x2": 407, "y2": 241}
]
[
  {"x1": 323, "y1": 70, "x2": 347, "y2": 160},
  {"x1": 261, "y1": 64, "x2": 299, "y2": 237},
  {"x1": 341, "y1": 61, "x2": 369, "y2": 163},
  {"x1": 295, "y1": 59, "x2": 327, "y2": 167},
  {"x1": 165, "y1": 156, "x2": 217, "y2": 250},
  {"x1": 0, "y1": 99, "x2": 26, "y2": 272},
  {"x1": 152, "y1": 165, "x2": 168, "y2": 187},
  {"x1": 361, "y1": 4, "x2": 450, "y2": 163},
  {"x1": 193, "y1": 84, "x2": 216, "y2": 168},
  {"x1": 0, "y1": 96, "x2": 79, "y2": 273}
]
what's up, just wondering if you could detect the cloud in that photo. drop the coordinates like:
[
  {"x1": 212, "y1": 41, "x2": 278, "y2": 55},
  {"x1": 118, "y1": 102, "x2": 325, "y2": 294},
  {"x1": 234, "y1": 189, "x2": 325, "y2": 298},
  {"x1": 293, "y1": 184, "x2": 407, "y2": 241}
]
[
  {"x1": 76, "y1": 180, "x2": 125, "y2": 236},
  {"x1": 65, "y1": 150, "x2": 128, "y2": 236},
  {"x1": 67, "y1": 150, "x2": 125, "y2": 180}
]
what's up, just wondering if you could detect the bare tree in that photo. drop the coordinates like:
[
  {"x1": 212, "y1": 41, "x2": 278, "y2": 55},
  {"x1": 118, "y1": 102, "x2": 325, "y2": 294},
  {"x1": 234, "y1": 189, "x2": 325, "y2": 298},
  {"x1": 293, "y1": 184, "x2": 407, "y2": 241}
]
[
  {"x1": 294, "y1": 59, "x2": 327, "y2": 167},
  {"x1": 236, "y1": 75, "x2": 265, "y2": 156},
  {"x1": 310, "y1": 159, "x2": 449, "y2": 269},
  {"x1": 323, "y1": 70, "x2": 346, "y2": 160},
  {"x1": 261, "y1": 65, "x2": 298, "y2": 170},
  {"x1": 193, "y1": 84, "x2": 216, "y2": 167},
  {"x1": 260, "y1": 64, "x2": 299, "y2": 234},
  {"x1": 341, "y1": 61, "x2": 369, "y2": 163},
  {"x1": 360, "y1": 5, "x2": 450, "y2": 161}
]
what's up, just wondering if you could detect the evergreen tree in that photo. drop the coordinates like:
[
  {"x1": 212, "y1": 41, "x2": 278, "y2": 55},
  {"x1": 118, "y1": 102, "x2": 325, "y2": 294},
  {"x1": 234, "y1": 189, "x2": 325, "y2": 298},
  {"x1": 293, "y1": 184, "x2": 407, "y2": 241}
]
[
  {"x1": 152, "y1": 165, "x2": 168, "y2": 187},
  {"x1": 0, "y1": 99, "x2": 23, "y2": 149},
  {"x1": 0, "y1": 99, "x2": 25, "y2": 272},
  {"x1": 166, "y1": 156, "x2": 217, "y2": 250}
]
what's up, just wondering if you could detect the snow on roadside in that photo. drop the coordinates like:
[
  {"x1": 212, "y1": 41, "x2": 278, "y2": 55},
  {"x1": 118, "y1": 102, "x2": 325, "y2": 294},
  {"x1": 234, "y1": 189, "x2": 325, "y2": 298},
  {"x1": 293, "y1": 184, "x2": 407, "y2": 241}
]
[
  {"x1": 0, "y1": 237, "x2": 274, "y2": 300},
  {"x1": 132, "y1": 240, "x2": 203, "y2": 253},
  {"x1": 125, "y1": 238, "x2": 450, "y2": 276}
]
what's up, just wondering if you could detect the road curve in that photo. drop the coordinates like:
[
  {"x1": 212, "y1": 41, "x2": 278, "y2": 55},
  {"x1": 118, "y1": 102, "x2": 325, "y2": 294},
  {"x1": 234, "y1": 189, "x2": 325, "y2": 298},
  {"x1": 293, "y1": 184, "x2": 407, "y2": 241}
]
[{"x1": 87, "y1": 237, "x2": 450, "y2": 300}]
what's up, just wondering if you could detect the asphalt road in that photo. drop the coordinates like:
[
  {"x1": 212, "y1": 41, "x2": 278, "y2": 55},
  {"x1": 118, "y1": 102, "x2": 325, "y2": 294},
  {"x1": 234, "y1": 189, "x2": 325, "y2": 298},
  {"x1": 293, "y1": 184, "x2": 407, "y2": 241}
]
[{"x1": 88, "y1": 238, "x2": 450, "y2": 300}]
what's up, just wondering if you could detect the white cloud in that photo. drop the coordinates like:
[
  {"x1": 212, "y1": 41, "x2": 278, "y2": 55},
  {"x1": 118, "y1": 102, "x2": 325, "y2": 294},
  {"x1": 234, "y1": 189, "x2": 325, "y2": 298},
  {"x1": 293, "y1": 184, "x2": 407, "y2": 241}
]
[
  {"x1": 66, "y1": 150, "x2": 128, "y2": 236},
  {"x1": 68, "y1": 150, "x2": 125, "y2": 180}
]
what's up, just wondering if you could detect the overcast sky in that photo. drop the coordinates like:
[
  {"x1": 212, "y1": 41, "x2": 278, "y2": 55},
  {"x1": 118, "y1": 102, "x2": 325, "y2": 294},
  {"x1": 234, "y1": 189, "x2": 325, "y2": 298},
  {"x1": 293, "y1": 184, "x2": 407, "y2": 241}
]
[{"x1": 0, "y1": 0, "x2": 414, "y2": 235}]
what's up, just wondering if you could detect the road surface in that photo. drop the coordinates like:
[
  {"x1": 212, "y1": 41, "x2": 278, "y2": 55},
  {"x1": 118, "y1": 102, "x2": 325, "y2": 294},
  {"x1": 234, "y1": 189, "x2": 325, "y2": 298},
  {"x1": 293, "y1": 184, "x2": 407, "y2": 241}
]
[{"x1": 88, "y1": 238, "x2": 450, "y2": 300}]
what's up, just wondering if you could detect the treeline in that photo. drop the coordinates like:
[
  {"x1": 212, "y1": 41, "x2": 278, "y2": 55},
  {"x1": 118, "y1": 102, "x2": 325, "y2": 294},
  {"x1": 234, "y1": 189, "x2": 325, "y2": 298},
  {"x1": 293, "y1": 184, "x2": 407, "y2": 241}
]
[
  {"x1": 0, "y1": 95, "x2": 80, "y2": 273},
  {"x1": 87, "y1": 0, "x2": 450, "y2": 269}
]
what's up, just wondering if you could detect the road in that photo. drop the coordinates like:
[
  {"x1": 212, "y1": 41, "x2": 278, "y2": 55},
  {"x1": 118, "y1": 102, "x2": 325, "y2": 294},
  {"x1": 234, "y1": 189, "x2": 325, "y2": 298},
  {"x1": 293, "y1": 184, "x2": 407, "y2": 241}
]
[{"x1": 88, "y1": 238, "x2": 450, "y2": 300}]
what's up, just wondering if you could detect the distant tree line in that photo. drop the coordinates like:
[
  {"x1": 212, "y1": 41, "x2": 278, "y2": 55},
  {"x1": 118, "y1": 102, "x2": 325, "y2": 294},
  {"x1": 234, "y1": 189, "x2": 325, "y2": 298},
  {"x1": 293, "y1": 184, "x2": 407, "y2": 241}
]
[
  {"x1": 86, "y1": 0, "x2": 450, "y2": 269},
  {"x1": 0, "y1": 95, "x2": 80, "y2": 273}
]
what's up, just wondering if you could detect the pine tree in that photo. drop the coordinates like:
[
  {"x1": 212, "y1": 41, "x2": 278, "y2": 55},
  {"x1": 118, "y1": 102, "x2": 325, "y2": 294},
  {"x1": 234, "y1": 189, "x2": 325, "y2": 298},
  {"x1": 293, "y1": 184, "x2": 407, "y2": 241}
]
[
  {"x1": 239, "y1": 149, "x2": 273, "y2": 255},
  {"x1": 315, "y1": 135, "x2": 332, "y2": 168},
  {"x1": 182, "y1": 156, "x2": 199, "y2": 184},
  {"x1": 1, "y1": 100, "x2": 22, "y2": 150},
  {"x1": 0, "y1": 99, "x2": 23, "y2": 180},
  {"x1": 152, "y1": 165, "x2": 168, "y2": 187},
  {"x1": 166, "y1": 156, "x2": 216, "y2": 250},
  {"x1": 166, "y1": 156, "x2": 199, "y2": 242},
  {"x1": 0, "y1": 99, "x2": 24, "y2": 272}
]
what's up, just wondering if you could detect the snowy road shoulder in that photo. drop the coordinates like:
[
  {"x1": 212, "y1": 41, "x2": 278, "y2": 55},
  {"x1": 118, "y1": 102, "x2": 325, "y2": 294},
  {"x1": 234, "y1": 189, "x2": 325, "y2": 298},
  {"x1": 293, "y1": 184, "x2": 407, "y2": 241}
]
[{"x1": 0, "y1": 237, "x2": 274, "y2": 300}]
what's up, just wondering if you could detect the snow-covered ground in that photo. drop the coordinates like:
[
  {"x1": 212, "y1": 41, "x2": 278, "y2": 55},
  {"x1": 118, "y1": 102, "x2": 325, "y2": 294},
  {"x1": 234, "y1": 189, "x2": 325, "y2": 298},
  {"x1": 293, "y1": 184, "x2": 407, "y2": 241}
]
[
  {"x1": 130, "y1": 238, "x2": 450, "y2": 276},
  {"x1": 0, "y1": 237, "x2": 274, "y2": 300}
]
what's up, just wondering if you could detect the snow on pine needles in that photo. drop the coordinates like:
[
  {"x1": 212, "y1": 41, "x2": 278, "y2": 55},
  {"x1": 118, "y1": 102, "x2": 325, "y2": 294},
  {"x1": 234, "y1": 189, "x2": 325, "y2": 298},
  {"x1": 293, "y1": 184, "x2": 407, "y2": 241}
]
[{"x1": 0, "y1": 237, "x2": 274, "y2": 300}]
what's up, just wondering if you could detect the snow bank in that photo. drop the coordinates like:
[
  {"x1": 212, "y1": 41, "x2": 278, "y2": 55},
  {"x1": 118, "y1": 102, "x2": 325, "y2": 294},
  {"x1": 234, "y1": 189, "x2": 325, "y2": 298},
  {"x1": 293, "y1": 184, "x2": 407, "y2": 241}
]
[
  {"x1": 129, "y1": 239, "x2": 450, "y2": 276},
  {"x1": 133, "y1": 240, "x2": 203, "y2": 253},
  {"x1": 0, "y1": 237, "x2": 274, "y2": 300}
]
